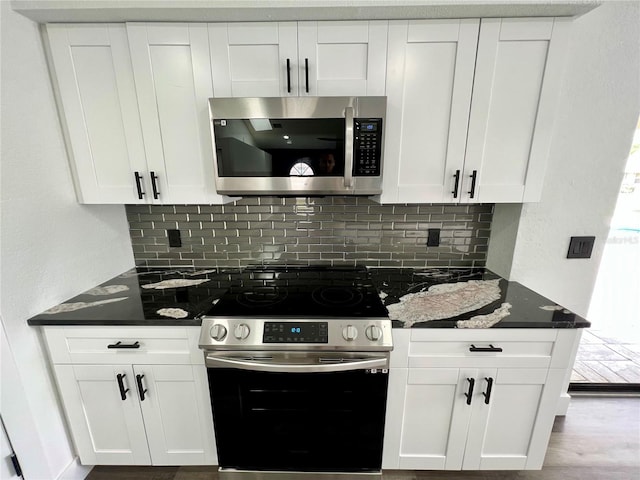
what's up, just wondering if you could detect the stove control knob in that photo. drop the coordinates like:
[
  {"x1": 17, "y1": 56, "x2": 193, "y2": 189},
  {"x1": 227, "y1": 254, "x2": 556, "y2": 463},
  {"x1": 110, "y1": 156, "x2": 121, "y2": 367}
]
[
  {"x1": 342, "y1": 325, "x2": 358, "y2": 341},
  {"x1": 365, "y1": 325, "x2": 383, "y2": 341},
  {"x1": 234, "y1": 323, "x2": 251, "y2": 340},
  {"x1": 210, "y1": 324, "x2": 227, "y2": 341}
]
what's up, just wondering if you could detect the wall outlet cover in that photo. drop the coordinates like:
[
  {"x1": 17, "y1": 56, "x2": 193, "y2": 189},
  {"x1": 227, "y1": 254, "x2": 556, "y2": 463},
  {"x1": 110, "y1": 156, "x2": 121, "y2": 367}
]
[
  {"x1": 168, "y1": 229, "x2": 182, "y2": 248},
  {"x1": 427, "y1": 228, "x2": 441, "y2": 247},
  {"x1": 567, "y1": 236, "x2": 595, "y2": 259}
]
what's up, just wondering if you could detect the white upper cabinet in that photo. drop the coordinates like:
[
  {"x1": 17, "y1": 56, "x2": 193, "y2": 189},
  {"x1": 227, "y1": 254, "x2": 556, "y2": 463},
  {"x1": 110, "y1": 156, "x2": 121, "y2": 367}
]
[
  {"x1": 127, "y1": 23, "x2": 224, "y2": 204},
  {"x1": 209, "y1": 22, "x2": 298, "y2": 97},
  {"x1": 462, "y1": 18, "x2": 571, "y2": 203},
  {"x1": 209, "y1": 21, "x2": 388, "y2": 97},
  {"x1": 382, "y1": 19, "x2": 479, "y2": 203},
  {"x1": 46, "y1": 24, "x2": 148, "y2": 204},
  {"x1": 382, "y1": 17, "x2": 570, "y2": 204}
]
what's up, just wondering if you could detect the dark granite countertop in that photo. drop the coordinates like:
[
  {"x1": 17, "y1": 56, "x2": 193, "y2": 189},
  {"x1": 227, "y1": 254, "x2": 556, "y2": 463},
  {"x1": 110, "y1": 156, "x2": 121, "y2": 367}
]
[{"x1": 27, "y1": 267, "x2": 590, "y2": 329}]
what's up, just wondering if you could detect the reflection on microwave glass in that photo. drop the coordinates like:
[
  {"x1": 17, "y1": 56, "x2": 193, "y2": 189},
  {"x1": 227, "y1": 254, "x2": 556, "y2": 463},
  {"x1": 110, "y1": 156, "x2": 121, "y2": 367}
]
[{"x1": 214, "y1": 118, "x2": 345, "y2": 177}]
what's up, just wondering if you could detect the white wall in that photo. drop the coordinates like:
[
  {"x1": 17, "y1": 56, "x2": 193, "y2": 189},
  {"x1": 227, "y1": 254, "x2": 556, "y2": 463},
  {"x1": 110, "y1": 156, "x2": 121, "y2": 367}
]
[
  {"x1": 487, "y1": 1, "x2": 640, "y2": 318},
  {"x1": 0, "y1": 3, "x2": 134, "y2": 478}
]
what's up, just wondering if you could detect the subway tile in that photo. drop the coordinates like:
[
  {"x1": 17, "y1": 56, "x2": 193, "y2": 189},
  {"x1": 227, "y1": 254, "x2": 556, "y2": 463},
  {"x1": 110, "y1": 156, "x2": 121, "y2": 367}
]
[
  {"x1": 236, "y1": 214, "x2": 261, "y2": 221},
  {"x1": 126, "y1": 205, "x2": 152, "y2": 214},
  {"x1": 148, "y1": 206, "x2": 175, "y2": 213},
  {"x1": 418, "y1": 205, "x2": 444, "y2": 214},
  {"x1": 198, "y1": 205, "x2": 224, "y2": 213},
  {"x1": 443, "y1": 206, "x2": 470, "y2": 213},
  {"x1": 175, "y1": 205, "x2": 199, "y2": 213},
  {"x1": 188, "y1": 214, "x2": 213, "y2": 221}
]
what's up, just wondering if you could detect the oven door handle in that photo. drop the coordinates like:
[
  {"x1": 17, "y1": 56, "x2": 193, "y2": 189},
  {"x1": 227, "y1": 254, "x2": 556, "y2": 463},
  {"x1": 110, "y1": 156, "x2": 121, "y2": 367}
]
[{"x1": 205, "y1": 354, "x2": 388, "y2": 373}]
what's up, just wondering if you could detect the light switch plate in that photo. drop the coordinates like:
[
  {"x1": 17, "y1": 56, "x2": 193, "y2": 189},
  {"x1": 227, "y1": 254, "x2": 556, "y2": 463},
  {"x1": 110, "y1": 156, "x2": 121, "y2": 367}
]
[{"x1": 567, "y1": 236, "x2": 595, "y2": 259}]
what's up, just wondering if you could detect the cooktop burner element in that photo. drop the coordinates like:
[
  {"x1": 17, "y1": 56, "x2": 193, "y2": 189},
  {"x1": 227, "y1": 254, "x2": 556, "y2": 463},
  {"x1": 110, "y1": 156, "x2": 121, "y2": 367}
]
[
  {"x1": 311, "y1": 286, "x2": 364, "y2": 308},
  {"x1": 236, "y1": 286, "x2": 288, "y2": 308}
]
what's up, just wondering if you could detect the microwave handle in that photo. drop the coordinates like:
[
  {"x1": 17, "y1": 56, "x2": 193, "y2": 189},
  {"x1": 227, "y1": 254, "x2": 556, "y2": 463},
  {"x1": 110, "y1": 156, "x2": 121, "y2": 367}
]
[{"x1": 344, "y1": 106, "x2": 354, "y2": 189}]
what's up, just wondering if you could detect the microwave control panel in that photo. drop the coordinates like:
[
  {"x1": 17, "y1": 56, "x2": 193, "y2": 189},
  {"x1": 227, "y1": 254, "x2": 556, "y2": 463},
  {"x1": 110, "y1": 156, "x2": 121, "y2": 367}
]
[{"x1": 353, "y1": 118, "x2": 383, "y2": 176}]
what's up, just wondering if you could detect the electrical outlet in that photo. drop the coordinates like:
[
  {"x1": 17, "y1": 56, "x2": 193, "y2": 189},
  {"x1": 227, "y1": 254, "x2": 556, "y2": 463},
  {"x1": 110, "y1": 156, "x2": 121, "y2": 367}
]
[
  {"x1": 567, "y1": 236, "x2": 595, "y2": 259},
  {"x1": 427, "y1": 228, "x2": 440, "y2": 247},
  {"x1": 168, "y1": 229, "x2": 182, "y2": 248}
]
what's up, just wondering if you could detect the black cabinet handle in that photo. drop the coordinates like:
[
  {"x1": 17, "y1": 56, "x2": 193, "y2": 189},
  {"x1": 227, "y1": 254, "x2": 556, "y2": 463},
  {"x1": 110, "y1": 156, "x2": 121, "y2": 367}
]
[
  {"x1": 136, "y1": 374, "x2": 147, "y2": 401},
  {"x1": 483, "y1": 377, "x2": 494, "y2": 404},
  {"x1": 468, "y1": 170, "x2": 477, "y2": 198},
  {"x1": 452, "y1": 169, "x2": 461, "y2": 198},
  {"x1": 116, "y1": 373, "x2": 129, "y2": 401},
  {"x1": 286, "y1": 58, "x2": 291, "y2": 93},
  {"x1": 469, "y1": 344, "x2": 503, "y2": 353},
  {"x1": 150, "y1": 171, "x2": 160, "y2": 199},
  {"x1": 464, "y1": 377, "x2": 475, "y2": 405},
  {"x1": 107, "y1": 341, "x2": 140, "y2": 349},
  {"x1": 134, "y1": 172, "x2": 145, "y2": 199},
  {"x1": 304, "y1": 58, "x2": 309, "y2": 93}
]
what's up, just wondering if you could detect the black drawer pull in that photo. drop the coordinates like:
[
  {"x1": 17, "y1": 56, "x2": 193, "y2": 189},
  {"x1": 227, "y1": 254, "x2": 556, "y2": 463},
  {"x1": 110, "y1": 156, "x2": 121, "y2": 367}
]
[
  {"x1": 134, "y1": 171, "x2": 145, "y2": 199},
  {"x1": 116, "y1": 373, "x2": 129, "y2": 401},
  {"x1": 136, "y1": 374, "x2": 147, "y2": 401},
  {"x1": 107, "y1": 341, "x2": 140, "y2": 349},
  {"x1": 468, "y1": 169, "x2": 478, "y2": 198},
  {"x1": 464, "y1": 377, "x2": 475, "y2": 405},
  {"x1": 469, "y1": 344, "x2": 503, "y2": 353},
  {"x1": 286, "y1": 58, "x2": 291, "y2": 93},
  {"x1": 452, "y1": 169, "x2": 461, "y2": 198},
  {"x1": 483, "y1": 377, "x2": 494, "y2": 404}
]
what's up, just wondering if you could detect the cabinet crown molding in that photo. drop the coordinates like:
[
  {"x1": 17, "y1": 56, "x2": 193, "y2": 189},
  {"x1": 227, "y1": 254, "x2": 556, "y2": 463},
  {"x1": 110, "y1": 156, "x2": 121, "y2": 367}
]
[{"x1": 13, "y1": 1, "x2": 599, "y2": 24}]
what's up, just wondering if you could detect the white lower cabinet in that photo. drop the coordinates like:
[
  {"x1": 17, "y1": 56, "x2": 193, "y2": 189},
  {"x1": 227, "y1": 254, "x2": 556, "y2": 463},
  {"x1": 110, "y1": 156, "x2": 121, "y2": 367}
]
[
  {"x1": 383, "y1": 329, "x2": 577, "y2": 471},
  {"x1": 44, "y1": 326, "x2": 217, "y2": 466}
]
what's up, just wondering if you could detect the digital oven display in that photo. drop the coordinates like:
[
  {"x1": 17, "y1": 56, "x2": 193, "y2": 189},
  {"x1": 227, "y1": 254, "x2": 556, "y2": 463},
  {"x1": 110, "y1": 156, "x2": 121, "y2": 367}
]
[
  {"x1": 359, "y1": 122, "x2": 378, "y2": 132},
  {"x1": 263, "y1": 322, "x2": 329, "y2": 343}
]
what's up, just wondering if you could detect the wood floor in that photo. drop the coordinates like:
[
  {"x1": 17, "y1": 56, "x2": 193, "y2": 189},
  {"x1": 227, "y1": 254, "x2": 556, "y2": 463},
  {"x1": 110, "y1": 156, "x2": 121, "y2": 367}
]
[
  {"x1": 572, "y1": 329, "x2": 640, "y2": 383},
  {"x1": 86, "y1": 396, "x2": 640, "y2": 480}
]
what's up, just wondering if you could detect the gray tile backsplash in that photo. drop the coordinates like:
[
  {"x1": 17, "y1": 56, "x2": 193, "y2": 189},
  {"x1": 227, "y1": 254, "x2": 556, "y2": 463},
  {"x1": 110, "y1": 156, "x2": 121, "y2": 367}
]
[{"x1": 126, "y1": 197, "x2": 493, "y2": 269}]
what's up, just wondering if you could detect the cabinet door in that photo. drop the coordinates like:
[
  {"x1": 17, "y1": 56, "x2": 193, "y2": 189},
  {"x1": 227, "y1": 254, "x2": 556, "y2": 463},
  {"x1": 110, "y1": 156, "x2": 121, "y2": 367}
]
[
  {"x1": 463, "y1": 368, "x2": 565, "y2": 470},
  {"x1": 209, "y1": 22, "x2": 298, "y2": 97},
  {"x1": 462, "y1": 18, "x2": 571, "y2": 203},
  {"x1": 297, "y1": 21, "x2": 388, "y2": 96},
  {"x1": 46, "y1": 24, "x2": 148, "y2": 204},
  {"x1": 397, "y1": 368, "x2": 475, "y2": 470},
  {"x1": 135, "y1": 365, "x2": 217, "y2": 465},
  {"x1": 381, "y1": 20, "x2": 479, "y2": 203},
  {"x1": 54, "y1": 365, "x2": 150, "y2": 465},
  {"x1": 127, "y1": 23, "x2": 223, "y2": 204}
]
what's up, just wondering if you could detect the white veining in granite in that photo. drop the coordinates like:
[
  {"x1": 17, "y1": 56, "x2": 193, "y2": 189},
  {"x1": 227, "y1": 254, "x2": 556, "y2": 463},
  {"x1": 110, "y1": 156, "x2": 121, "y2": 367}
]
[
  {"x1": 186, "y1": 269, "x2": 217, "y2": 276},
  {"x1": 85, "y1": 285, "x2": 129, "y2": 296},
  {"x1": 457, "y1": 302, "x2": 512, "y2": 328},
  {"x1": 157, "y1": 308, "x2": 189, "y2": 319},
  {"x1": 141, "y1": 279, "x2": 209, "y2": 290},
  {"x1": 41, "y1": 297, "x2": 128, "y2": 314},
  {"x1": 386, "y1": 279, "x2": 502, "y2": 327}
]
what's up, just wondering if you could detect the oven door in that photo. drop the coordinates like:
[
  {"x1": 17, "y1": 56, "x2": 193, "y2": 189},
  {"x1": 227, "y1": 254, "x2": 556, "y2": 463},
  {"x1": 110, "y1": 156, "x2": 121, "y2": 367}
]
[{"x1": 206, "y1": 352, "x2": 389, "y2": 473}]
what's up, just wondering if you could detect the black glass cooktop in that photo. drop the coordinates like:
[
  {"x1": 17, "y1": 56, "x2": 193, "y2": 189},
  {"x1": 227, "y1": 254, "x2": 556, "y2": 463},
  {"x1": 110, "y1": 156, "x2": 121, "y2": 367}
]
[{"x1": 204, "y1": 267, "x2": 389, "y2": 318}]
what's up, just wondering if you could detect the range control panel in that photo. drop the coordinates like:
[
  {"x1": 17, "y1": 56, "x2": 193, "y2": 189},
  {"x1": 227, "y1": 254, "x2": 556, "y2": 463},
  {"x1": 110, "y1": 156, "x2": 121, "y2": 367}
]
[
  {"x1": 353, "y1": 118, "x2": 383, "y2": 176},
  {"x1": 264, "y1": 322, "x2": 328, "y2": 343}
]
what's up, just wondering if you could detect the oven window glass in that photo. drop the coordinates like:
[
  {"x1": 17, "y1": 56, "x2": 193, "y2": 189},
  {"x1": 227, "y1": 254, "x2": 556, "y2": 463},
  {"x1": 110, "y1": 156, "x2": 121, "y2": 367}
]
[
  {"x1": 213, "y1": 118, "x2": 345, "y2": 177},
  {"x1": 208, "y1": 368, "x2": 388, "y2": 472}
]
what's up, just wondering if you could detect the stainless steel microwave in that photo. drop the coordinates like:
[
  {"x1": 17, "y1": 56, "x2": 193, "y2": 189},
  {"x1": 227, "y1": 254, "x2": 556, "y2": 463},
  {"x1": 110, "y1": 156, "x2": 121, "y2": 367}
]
[{"x1": 208, "y1": 96, "x2": 386, "y2": 196}]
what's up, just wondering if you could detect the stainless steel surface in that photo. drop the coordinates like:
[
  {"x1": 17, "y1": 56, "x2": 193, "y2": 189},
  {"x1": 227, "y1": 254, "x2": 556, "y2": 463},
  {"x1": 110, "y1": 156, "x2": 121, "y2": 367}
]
[
  {"x1": 199, "y1": 317, "x2": 393, "y2": 352},
  {"x1": 205, "y1": 351, "x2": 389, "y2": 372},
  {"x1": 344, "y1": 105, "x2": 354, "y2": 189},
  {"x1": 219, "y1": 469, "x2": 381, "y2": 480},
  {"x1": 208, "y1": 96, "x2": 386, "y2": 196}
]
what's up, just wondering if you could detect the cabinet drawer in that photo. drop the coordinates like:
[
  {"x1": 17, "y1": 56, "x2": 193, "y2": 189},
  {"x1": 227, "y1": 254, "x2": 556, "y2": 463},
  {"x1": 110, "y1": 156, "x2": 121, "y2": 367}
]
[
  {"x1": 408, "y1": 329, "x2": 557, "y2": 368},
  {"x1": 43, "y1": 326, "x2": 203, "y2": 365}
]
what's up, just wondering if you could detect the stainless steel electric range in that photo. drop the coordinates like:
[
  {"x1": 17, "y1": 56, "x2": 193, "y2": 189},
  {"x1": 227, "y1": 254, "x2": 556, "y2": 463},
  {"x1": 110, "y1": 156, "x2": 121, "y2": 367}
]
[{"x1": 198, "y1": 267, "x2": 393, "y2": 480}]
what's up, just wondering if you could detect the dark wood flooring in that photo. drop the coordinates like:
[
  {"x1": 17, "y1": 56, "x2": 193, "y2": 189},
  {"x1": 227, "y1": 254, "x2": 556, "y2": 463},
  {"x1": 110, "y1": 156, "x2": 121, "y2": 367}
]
[{"x1": 86, "y1": 396, "x2": 640, "y2": 480}]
